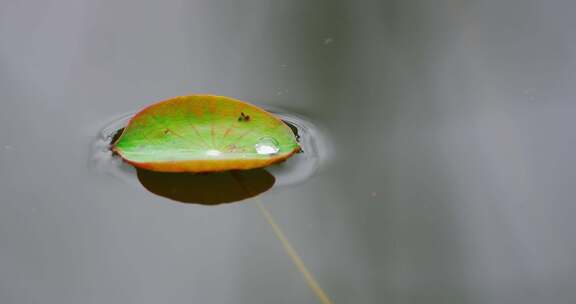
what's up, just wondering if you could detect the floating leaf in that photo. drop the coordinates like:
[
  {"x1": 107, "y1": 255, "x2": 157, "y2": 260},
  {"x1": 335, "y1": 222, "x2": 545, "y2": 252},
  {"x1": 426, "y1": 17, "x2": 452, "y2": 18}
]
[{"x1": 112, "y1": 95, "x2": 300, "y2": 172}]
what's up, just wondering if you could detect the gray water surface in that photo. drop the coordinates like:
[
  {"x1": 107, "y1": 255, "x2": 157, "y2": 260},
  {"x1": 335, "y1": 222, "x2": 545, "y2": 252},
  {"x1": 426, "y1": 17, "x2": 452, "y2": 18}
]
[{"x1": 2, "y1": 1, "x2": 576, "y2": 303}]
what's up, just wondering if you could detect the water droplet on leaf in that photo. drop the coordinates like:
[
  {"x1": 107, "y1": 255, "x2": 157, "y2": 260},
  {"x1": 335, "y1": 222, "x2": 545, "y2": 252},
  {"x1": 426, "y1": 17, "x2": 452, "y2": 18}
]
[{"x1": 255, "y1": 137, "x2": 280, "y2": 155}]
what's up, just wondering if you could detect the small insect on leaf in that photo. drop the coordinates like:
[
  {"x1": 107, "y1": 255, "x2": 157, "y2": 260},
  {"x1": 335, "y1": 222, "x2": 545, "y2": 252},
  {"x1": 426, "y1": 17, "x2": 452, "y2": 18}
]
[
  {"x1": 238, "y1": 112, "x2": 251, "y2": 122},
  {"x1": 112, "y1": 95, "x2": 300, "y2": 173}
]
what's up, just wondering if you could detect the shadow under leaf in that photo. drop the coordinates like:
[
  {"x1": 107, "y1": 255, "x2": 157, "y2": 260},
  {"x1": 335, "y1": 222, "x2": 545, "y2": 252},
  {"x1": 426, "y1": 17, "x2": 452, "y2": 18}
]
[{"x1": 136, "y1": 168, "x2": 275, "y2": 205}]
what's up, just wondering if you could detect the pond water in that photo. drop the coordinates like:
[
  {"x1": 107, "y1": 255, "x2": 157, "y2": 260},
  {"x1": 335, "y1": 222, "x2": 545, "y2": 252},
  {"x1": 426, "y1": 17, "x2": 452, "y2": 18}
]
[{"x1": 2, "y1": 1, "x2": 576, "y2": 303}]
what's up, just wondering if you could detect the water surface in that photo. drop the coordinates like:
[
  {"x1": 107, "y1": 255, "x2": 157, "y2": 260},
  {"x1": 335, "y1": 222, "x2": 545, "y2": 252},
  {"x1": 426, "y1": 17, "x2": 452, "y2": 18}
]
[{"x1": 2, "y1": 1, "x2": 576, "y2": 303}]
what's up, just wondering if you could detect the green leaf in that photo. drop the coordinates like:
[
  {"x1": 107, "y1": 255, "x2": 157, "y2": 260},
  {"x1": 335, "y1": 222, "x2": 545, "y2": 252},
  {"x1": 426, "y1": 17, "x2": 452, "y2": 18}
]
[{"x1": 112, "y1": 95, "x2": 300, "y2": 172}]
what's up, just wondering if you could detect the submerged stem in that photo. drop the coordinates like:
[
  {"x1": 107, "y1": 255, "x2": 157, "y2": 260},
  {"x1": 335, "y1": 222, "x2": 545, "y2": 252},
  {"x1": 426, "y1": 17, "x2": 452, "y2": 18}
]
[
  {"x1": 230, "y1": 171, "x2": 333, "y2": 304},
  {"x1": 255, "y1": 201, "x2": 334, "y2": 304}
]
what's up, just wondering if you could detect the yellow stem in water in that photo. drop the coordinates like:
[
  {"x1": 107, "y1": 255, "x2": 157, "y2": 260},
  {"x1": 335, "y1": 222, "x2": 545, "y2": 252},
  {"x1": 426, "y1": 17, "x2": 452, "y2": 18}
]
[
  {"x1": 230, "y1": 171, "x2": 333, "y2": 303},
  {"x1": 255, "y1": 200, "x2": 334, "y2": 304}
]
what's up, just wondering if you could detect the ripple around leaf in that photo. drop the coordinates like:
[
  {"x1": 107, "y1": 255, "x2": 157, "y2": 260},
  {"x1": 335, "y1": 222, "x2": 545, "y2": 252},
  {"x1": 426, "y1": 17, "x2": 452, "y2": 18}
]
[{"x1": 89, "y1": 103, "x2": 331, "y2": 203}]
